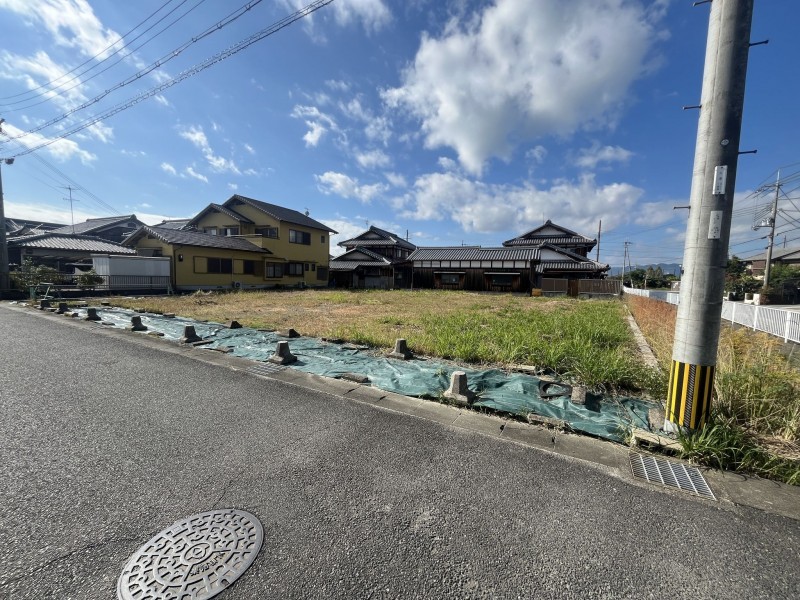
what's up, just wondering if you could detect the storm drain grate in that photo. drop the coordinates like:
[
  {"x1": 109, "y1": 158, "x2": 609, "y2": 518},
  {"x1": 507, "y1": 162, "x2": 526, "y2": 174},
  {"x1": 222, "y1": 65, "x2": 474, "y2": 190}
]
[
  {"x1": 248, "y1": 362, "x2": 285, "y2": 377},
  {"x1": 629, "y1": 452, "x2": 716, "y2": 500},
  {"x1": 117, "y1": 509, "x2": 263, "y2": 600}
]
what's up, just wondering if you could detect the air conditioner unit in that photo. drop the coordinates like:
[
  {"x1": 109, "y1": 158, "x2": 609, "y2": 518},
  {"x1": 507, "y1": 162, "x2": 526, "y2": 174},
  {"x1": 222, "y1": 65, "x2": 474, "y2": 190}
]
[{"x1": 232, "y1": 281, "x2": 242, "y2": 289}]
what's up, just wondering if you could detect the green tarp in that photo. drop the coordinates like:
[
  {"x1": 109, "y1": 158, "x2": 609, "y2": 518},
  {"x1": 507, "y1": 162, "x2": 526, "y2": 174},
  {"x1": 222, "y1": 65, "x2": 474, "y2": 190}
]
[{"x1": 84, "y1": 308, "x2": 655, "y2": 442}]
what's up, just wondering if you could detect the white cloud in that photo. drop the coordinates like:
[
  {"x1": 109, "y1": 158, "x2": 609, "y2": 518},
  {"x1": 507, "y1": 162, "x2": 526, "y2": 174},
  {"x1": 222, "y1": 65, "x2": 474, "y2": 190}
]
[
  {"x1": 179, "y1": 125, "x2": 240, "y2": 174},
  {"x1": 154, "y1": 94, "x2": 170, "y2": 107},
  {"x1": 383, "y1": 0, "x2": 664, "y2": 175},
  {"x1": 0, "y1": 0, "x2": 123, "y2": 58},
  {"x1": 243, "y1": 143, "x2": 255, "y2": 155},
  {"x1": 4, "y1": 200, "x2": 177, "y2": 228},
  {"x1": 0, "y1": 50, "x2": 87, "y2": 110},
  {"x1": 315, "y1": 171, "x2": 388, "y2": 203},
  {"x1": 228, "y1": 182, "x2": 238, "y2": 191},
  {"x1": 325, "y1": 79, "x2": 350, "y2": 92},
  {"x1": 356, "y1": 149, "x2": 390, "y2": 169},
  {"x1": 575, "y1": 144, "x2": 634, "y2": 169},
  {"x1": 385, "y1": 172, "x2": 407, "y2": 188},
  {"x1": 325, "y1": 218, "x2": 369, "y2": 256},
  {"x1": 184, "y1": 166, "x2": 208, "y2": 183},
  {"x1": 1, "y1": 122, "x2": 95, "y2": 164},
  {"x1": 160, "y1": 162, "x2": 177, "y2": 175},
  {"x1": 394, "y1": 171, "x2": 644, "y2": 236},
  {"x1": 290, "y1": 105, "x2": 342, "y2": 148},
  {"x1": 526, "y1": 145, "x2": 548, "y2": 165},
  {"x1": 278, "y1": 0, "x2": 391, "y2": 36},
  {"x1": 438, "y1": 156, "x2": 458, "y2": 171}
]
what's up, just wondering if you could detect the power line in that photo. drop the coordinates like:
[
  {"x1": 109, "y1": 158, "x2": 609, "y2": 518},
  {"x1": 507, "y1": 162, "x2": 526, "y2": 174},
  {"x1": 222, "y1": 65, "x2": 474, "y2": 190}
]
[
  {"x1": 0, "y1": 0, "x2": 191, "y2": 106},
  {"x1": 3, "y1": 0, "x2": 334, "y2": 157},
  {"x1": 1, "y1": 0, "x2": 264, "y2": 142}
]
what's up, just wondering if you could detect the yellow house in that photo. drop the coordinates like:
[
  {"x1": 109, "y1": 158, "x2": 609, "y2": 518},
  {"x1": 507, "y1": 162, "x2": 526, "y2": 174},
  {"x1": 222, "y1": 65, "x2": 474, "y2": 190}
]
[
  {"x1": 186, "y1": 195, "x2": 336, "y2": 288},
  {"x1": 124, "y1": 225, "x2": 274, "y2": 291},
  {"x1": 125, "y1": 195, "x2": 336, "y2": 291}
]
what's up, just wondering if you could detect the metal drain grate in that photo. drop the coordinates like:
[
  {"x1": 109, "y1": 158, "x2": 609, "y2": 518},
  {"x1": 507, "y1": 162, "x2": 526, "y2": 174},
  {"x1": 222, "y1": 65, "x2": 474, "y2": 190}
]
[
  {"x1": 630, "y1": 452, "x2": 716, "y2": 500},
  {"x1": 118, "y1": 509, "x2": 263, "y2": 600},
  {"x1": 248, "y1": 362, "x2": 285, "y2": 377}
]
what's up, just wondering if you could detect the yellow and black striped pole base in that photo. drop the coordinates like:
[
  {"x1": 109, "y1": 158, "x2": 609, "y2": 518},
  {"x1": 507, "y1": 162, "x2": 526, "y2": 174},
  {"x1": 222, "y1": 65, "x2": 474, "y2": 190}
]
[{"x1": 666, "y1": 360, "x2": 715, "y2": 430}]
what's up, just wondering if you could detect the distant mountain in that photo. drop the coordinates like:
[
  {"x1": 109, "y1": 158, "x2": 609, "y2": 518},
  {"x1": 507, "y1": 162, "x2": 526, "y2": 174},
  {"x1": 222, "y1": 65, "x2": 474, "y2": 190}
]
[{"x1": 608, "y1": 263, "x2": 682, "y2": 276}]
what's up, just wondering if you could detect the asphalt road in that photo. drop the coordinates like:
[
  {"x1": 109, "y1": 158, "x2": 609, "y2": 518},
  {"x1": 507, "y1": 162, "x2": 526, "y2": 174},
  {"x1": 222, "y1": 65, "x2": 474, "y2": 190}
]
[{"x1": 1, "y1": 305, "x2": 799, "y2": 600}]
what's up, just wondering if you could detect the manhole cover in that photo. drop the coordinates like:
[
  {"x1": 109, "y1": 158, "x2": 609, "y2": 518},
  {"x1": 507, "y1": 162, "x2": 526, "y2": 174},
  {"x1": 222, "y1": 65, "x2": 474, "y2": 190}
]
[
  {"x1": 630, "y1": 452, "x2": 716, "y2": 500},
  {"x1": 117, "y1": 509, "x2": 263, "y2": 600}
]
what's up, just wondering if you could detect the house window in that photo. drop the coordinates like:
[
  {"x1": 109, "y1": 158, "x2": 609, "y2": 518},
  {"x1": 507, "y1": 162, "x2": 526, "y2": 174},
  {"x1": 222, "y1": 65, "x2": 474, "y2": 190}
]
[
  {"x1": 256, "y1": 226, "x2": 278, "y2": 238},
  {"x1": 316, "y1": 267, "x2": 328, "y2": 281},
  {"x1": 304, "y1": 263, "x2": 309, "y2": 272},
  {"x1": 207, "y1": 258, "x2": 233, "y2": 274},
  {"x1": 289, "y1": 229, "x2": 311, "y2": 245},
  {"x1": 287, "y1": 262, "x2": 304, "y2": 276},
  {"x1": 490, "y1": 274, "x2": 514, "y2": 286},
  {"x1": 321, "y1": 235, "x2": 326, "y2": 243},
  {"x1": 222, "y1": 227, "x2": 239, "y2": 236},
  {"x1": 243, "y1": 260, "x2": 256, "y2": 275},
  {"x1": 311, "y1": 263, "x2": 316, "y2": 272},
  {"x1": 265, "y1": 262, "x2": 284, "y2": 278},
  {"x1": 204, "y1": 227, "x2": 218, "y2": 236},
  {"x1": 441, "y1": 273, "x2": 460, "y2": 285}
]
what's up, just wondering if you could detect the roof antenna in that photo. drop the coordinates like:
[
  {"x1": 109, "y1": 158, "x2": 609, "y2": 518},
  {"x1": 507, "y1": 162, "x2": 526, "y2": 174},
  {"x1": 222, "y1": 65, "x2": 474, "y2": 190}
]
[{"x1": 304, "y1": 207, "x2": 310, "y2": 216}]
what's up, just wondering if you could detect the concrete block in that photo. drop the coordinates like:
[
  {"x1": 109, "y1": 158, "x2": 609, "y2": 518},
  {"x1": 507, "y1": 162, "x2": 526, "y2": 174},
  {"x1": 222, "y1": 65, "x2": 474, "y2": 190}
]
[
  {"x1": 38, "y1": 299, "x2": 51, "y2": 310},
  {"x1": 278, "y1": 328, "x2": 300, "y2": 338},
  {"x1": 56, "y1": 302, "x2": 69, "y2": 314},
  {"x1": 180, "y1": 325, "x2": 202, "y2": 344},
  {"x1": 147, "y1": 331, "x2": 165, "y2": 337},
  {"x1": 570, "y1": 386, "x2": 587, "y2": 405},
  {"x1": 443, "y1": 371, "x2": 476, "y2": 406},
  {"x1": 130, "y1": 316, "x2": 148, "y2": 332},
  {"x1": 226, "y1": 320, "x2": 242, "y2": 329},
  {"x1": 163, "y1": 313, "x2": 176, "y2": 318},
  {"x1": 85, "y1": 307, "x2": 101, "y2": 321},
  {"x1": 388, "y1": 338, "x2": 413, "y2": 360},
  {"x1": 269, "y1": 341, "x2": 297, "y2": 365}
]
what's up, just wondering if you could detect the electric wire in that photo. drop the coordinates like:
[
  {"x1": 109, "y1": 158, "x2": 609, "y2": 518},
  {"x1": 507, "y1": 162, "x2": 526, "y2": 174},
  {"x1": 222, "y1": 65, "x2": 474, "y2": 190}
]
[
  {"x1": 0, "y1": 0, "x2": 192, "y2": 106},
  {"x1": 2, "y1": 0, "x2": 332, "y2": 157},
  {"x1": 0, "y1": 0, "x2": 265, "y2": 143}
]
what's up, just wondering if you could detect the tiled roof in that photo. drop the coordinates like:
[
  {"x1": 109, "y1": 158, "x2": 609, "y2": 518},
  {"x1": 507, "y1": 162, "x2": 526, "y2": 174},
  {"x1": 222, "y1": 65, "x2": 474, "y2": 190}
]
[
  {"x1": 187, "y1": 203, "x2": 254, "y2": 227},
  {"x1": 154, "y1": 219, "x2": 192, "y2": 230},
  {"x1": 409, "y1": 246, "x2": 541, "y2": 261},
  {"x1": 227, "y1": 195, "x2": 337, "y2": 233},
  {"x1": 51, "y1": 215, "x2": 142, "y2": 235},
  {"x1": 503, "y1": 220, "x2": 595, "y2": 247},
  {"x1": 503, "y1": 235, "x2": 595, "y2": 247},
  {"x1": 339, "y1": 226, "x2": 416, "y2": 250},
  {"x1": 330, "y1": 247, "x2": 393, "y2": 271},
  {"x1": 8, "y1": 233, "x2": 136, "y2": 254},
  {"x1": 125, "y1": 226, "x2": 271, "y2": 253},
  {"x1": 535, "y1": 261, "x2": 610, "y2": 273}
]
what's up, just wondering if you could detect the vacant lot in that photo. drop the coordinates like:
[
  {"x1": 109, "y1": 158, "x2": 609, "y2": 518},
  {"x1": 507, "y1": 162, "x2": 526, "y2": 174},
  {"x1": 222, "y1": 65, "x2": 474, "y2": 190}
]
[{"x1": 111, "y1": 289, "x2": 656, "y2": 391}]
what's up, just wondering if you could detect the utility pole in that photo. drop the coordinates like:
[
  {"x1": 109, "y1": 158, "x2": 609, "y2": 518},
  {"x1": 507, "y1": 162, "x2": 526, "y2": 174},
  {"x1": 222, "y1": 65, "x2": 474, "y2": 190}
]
[
  {"x1": 596, "y1": 220, "x2": 602, "y2": 263},
  {"x1": 623, "y1": 241, "x2": 632, "y2": 286},
  {"x1": 0, "y1": 118, "x2": 12, "y2": 297},
  {"x1": 666, "y1": 0, "x2": 754, "y2": 433},
  {"x1": 762, "y1": 171, "x2": 780, "y2": 288},
  {"x1": 62, "y1": 185, "x2": 79, "y2": 234}
]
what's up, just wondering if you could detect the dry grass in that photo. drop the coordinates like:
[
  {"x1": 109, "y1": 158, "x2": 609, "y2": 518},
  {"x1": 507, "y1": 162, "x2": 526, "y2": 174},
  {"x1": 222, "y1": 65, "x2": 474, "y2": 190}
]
[
  {"x1": 110, "y1": 289, "x2": 652, "y2": 389},
  {"x1": 626, "y1": 295, "x2": 800, "y2": 483}
]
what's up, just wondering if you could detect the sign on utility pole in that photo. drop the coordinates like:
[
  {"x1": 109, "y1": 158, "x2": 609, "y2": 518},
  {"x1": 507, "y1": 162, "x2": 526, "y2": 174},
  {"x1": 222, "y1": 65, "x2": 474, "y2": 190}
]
[{"x1": 666, "y1": 0, "x2": 754, "y2": 433}]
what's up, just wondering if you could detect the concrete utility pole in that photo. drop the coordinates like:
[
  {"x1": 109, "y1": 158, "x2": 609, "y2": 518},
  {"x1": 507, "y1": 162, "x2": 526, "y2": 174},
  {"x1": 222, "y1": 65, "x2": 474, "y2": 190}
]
[
  {"x1": 596, "y1": 220, "x2": 602, "y2": 263},
  {"x1": 762, "y1": 171, "x2": 780, "y2": 288},
  {"x1": 0, "y1": 158, "x2": 9, "y2": 296},
  {"x1": 666, "y1": 0, "x2": 754, "y2": 433}
]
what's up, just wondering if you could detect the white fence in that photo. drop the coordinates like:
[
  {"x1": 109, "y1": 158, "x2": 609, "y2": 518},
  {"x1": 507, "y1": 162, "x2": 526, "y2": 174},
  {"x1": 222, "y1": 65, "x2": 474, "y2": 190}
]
[{"x1": 623, "y1": 286, "x2": 800, "y2": 344}]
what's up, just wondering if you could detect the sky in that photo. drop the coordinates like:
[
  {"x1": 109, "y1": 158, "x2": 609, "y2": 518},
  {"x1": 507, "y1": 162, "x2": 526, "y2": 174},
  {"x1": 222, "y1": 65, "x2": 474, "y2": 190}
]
[{"x1": 0, "y1": 0, "x2": 798, "y2": 266}]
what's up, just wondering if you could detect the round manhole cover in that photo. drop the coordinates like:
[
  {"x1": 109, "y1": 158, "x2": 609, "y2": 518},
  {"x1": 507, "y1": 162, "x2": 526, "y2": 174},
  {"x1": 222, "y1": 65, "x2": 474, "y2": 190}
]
[{"x1": 117, "y1": 509, "x2": 263, "y2": 600}]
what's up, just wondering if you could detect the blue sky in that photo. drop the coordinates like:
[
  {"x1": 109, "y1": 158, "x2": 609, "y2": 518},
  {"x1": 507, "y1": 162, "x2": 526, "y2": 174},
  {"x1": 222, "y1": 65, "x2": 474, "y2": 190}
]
[{"x1": 0, "y1": 0, "x2": 798, "y2": 265}]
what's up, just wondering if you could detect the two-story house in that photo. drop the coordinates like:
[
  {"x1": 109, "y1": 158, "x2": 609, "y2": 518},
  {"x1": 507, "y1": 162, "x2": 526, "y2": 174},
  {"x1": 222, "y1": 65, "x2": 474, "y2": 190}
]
[
  {"x1": 330, "y1": 226, "x2": 417, "y2": 289},
  {"x1": 125, "y1": 195, "x2": 336, "y2": 291}
]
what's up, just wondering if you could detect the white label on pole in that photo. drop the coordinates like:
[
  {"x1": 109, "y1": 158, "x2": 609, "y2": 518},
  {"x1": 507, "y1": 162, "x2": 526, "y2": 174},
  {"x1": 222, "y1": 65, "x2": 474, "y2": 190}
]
[
  {"x1": 713, "y1": 165, "x2": 728, "y2": 195},
  {"x1": 708, "y1": 210, "x2": 723, "y2": 239}
]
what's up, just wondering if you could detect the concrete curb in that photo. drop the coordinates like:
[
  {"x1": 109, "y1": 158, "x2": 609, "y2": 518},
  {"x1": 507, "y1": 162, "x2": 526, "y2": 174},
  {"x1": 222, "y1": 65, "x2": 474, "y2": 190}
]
[{"x1": 3, "y1": 301, "x2": 799, "y2": 521}]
